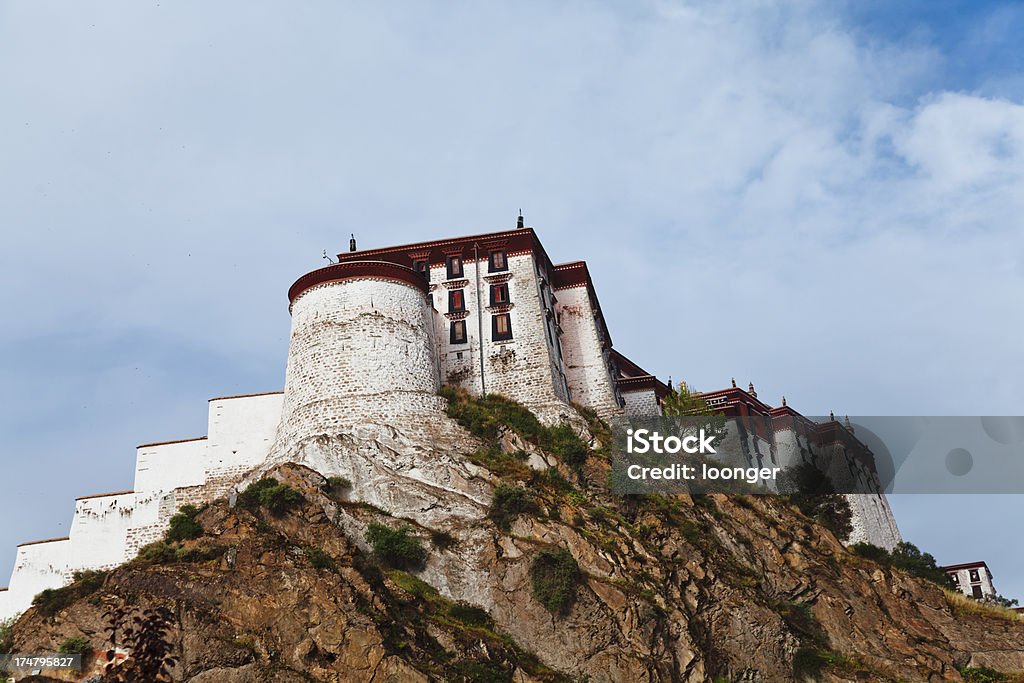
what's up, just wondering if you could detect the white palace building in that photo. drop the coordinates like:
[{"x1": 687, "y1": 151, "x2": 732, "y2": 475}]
[{"x1": 0, "y1": 220, "x2": 901, "y2": 619}]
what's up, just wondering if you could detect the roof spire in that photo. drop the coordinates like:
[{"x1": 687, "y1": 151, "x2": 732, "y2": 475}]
[
  {"x1": 781, "y1": 395, "x2": 787, "y2": 407},
  {"x1": 731, "y1": 377, "x2": 737, "y2": 388},
  {"x1": 349, "y1": 233, "x2": 357, "y2": 252},
  {"x1": 829, "y1": 410, "x2": 835, "y2": 421},
  {"x1": 517, "y1": 209, "x2": 524, "y2": 230},
  {"x1": 748, "y1": 382, "x2": 757, "y2": 398}
]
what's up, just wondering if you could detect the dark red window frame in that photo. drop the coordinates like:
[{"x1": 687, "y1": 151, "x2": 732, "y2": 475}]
[
  {"x1": 450, "y1": 320, "x2": 467, "y2": 344},
  {"x1": 448, "y1": 289, "x2": 466, "y2": 312},
  {"x1": 489, "y1": 250, "x2": 507, "y2": 272},
  {"x1": 492, "y1": 313, "x2": 513, "y2": 341},
  {"x1": 490, "y1": 283, "x2": 509, "y2": 306},
  {"x1": 446, "y1": 254, "x2": 464, "y2": 279}
]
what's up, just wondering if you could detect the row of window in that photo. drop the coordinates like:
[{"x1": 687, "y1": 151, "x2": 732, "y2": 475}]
[
  {"x1": 447, "y1": 283, "x2": 509, "y2": 312},
  {"x1": 414, "y1": 250, "x2": 508, "y2": 281},
  {"x1": 450, "y1": 314, "x2": 513, "y2": 344}
]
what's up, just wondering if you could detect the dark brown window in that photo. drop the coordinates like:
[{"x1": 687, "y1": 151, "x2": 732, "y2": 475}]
[
  {"x1": 951, "y1": 574, "x2": 959, "y2": 584},
  {"x1": 412, "y1": 259, "x2": 429, "y2": 279},
  {"x1": 972, "y1": 585, "x2": 983, "y2": 599},
  {"x1": 492, "y1": 313, "x2": 512, "y2": 341},
  {"x1": 490, "y1": 283, "x2": 509, "y2": 306},
  {"x1": 969, "y1": 569, "x2": 980, "y2": 582},
  {"x1": 446, "y1": 254, "x2": 463, "y2": 279},
  {"x1": 489, "y1": 250, "x2": 507, "y2": 272},
  {"x1": 448, "y1": 289, "x2": 465, "y2": 312},
  {"x1": 450, "y1": 320, "x2": 467, "y2": 344}
]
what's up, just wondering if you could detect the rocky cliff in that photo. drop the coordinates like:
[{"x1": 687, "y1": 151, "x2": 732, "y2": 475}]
[{"x1": 5, "y1": 392, "x2": 1024, "y2": 682}]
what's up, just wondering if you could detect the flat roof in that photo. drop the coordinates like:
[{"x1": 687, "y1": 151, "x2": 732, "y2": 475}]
[
  {"x1": 18, "y1": 536, "x2": 70, "y2": 548},
  {"x1": 942, "y1": 561, "x2": 989, "y2": 572},
  {"x1": 76, "y1": 490, "x2": 134, "y2": 501},
  {"x1": 137, "y1": 436, "x2": 207, "y2": 449},
  {"x1": 208, "y1": 390, "x2": 283, "y2": 402}
]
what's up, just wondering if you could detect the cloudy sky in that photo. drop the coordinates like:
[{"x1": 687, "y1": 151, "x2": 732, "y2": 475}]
[{"x1": 2, "y1": 1, "x2": 1023, "y2": 600}]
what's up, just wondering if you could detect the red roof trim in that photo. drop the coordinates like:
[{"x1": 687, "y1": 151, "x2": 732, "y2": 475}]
[
  {"x1": 941, "y1": 561, "x2": 989, "y2": 572},
  {"x1": 289, "y1": 260, "x2": 429, "y2": 303},
  {"x1": 76, "y1": 490, "x2": 134, "y2": 501},
  {"x1": 18, "y1": 537, "x2": 70, "y2": 548},
  {"x1": 137, "y1": 436, "x2": 207, "y2": 449},
  {"x1": 337, "y1": 228, "x2": 536, "y2": 267},
  {"x1": 208, "y1": 390, "x2": 284, "y2": 402}
]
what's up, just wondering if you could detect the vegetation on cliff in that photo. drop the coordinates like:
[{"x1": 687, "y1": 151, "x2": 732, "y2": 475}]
[{"x1": 4, "y1": 390, "x2": 1022, "y2": 681}]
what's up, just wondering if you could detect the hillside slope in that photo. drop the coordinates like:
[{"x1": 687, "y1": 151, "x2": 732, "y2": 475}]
[{"x1": 6, "y1": 394, "x2": 1024, "y2": 682}]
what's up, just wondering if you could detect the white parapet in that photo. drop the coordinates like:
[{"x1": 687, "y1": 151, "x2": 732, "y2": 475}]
[{"x1": 0, "y1": 392, "x2": 284, "y2": 621}]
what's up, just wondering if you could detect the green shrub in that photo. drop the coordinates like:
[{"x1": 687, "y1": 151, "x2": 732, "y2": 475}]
[
  {"x1": 541, "y1": 423, "x2": 589, "y2": 469},
  {"x1": 430, "y1": 529, "x2": 456, "y2": 550},
  {"x1": 58, "y1": 635, "x2": 91, "y2": 656},
  {"x1": 850, "y1": 542, "x2": 889, "y2": 562},
  {"x1": 449, "y1": 659, "x2": 512, "y2": 683},
  {"x1": 960, "y1": 666, "x2": 1009, "y2": 683},
  {"x1": 0, "y1": 616, "x2": 15, "y2": 652},
  {"x1": 487, "y1": 484, "x2": 540, "y2": 531},
  {"x1": 304, "y1": 546, "x2": 335, "y2": 571},
  {"x1": 166, "y1": 504, "x2": 204, "y2": 542},
  {"x1": 238, "y1": 478, "x2": 304, "y2": 516},
  {"x1": 792, "y1": 647, "x2": 826, "y2": 677},
  {"x1": 890, "y1": 542, "x2": 953, "y2": 587},
  {"x1": 529, "y1": 548, "x2": 580, "y2": 615},
  {"x1": 366, "y1": 523, "x2": 426, "y2": 570},
  {"x1": 30, "y1": 569, "x2": 109, "y2": 619},
  {"x1": 32, "y1": 587, "x2": 76, "y2": 619},
  {"x1": 851, "y1": 541, "x2": 952, "y2": 588},
  {"x1": 441, "y1": 387, "x2": 593, "y2": 471},
  {"x1": 325, "y1": 476, "x2": 352, "y2": 498},
  {"x1": 70, "y1": 569, "x2": 107, "y2": 594},
  {"x1": 782, "y1": 463, "x2": 853, "y2": 542},
  {"x1": 137, "y1": 540, "x2": 226, "y2": 564},
  {"x1": 448, "y1": 602, "x2": 493, "y2": 628},
  {"x1": 774, "y1": 601, "x2": 826, "y2": 646}
]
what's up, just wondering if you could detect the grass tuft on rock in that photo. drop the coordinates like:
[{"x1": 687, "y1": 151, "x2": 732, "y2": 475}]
[
  {"x1": 487, "y1": 484, "x2": 540, "y2": 531},
  {"x1": 238, "y1": 478, "x2": 304, "y2": 516},
  {"x1": 165, "y1": 504, "x2": 204, "y2": 542},
  {"x1": 366, "y1": 522, "x2": 427, "y2": 571},
  {"x1": 529, "y1": 548, "x2": 580, "y2": 615}
]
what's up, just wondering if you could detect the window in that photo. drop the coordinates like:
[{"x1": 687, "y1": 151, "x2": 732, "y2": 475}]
[
  {"x1": 951, "y1": 574, "x2": 960, "y2": 585},
  {"x1": 969, "y1": 569, "x2": 980, "y2": 582},
  {"x1": 446, "y1": 254, "x2": 463, "y2": 279},
  {"x1": 412, "y1": 259, "x2": 429, "y2": 279},
  {"x1": 972, "y1": 585, "x2": 983, "y2": 599},
  {"x1": 450, "y1": 320, "x2": 467, "y2": 344},
  {"x1": 490, "y1": 283, "x2": 509, "y2": 306},
  {"x1": 492, "y1": 313, "x2": 513, "y2": 341},
  {"x1": 448, "y1": 289, "x2": 465, "y2": 312},
  {"x1": 489, "y1": 250, "x2": 507, "y2": 272}
]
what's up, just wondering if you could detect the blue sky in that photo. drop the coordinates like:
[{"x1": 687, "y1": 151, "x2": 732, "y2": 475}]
[{"x1": 1, "y1": 1, "x2": 1023, "y2": 602}]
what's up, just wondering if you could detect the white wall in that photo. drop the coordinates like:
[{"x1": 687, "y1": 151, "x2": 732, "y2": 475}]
[
  {"x1": 133, "y1": 438, "x2": 208, "y2": 494},
  {"x1": 3, "y1": 539, "x2": 71, "y2": 617},
  {"x1": 0, "y1": 392, "x2": 285, "y2": 621}
]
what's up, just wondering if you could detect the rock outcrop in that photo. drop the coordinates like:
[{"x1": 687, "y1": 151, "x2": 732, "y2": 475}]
[{"x1": 5, "y1": 394, "x2": 1024, "y2": 682}]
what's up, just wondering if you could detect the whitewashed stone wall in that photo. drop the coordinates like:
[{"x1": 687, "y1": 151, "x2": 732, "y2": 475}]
[
  {"x1": 621, "y1": 388, "x2": 660, "y2": 416},
  {"x1": 434, "y1": 253, "x2": 570, "y2": 414},
  {"x1": 0, "y1": 393, "x2": 283, "y2": 620},
  {"x1": 554, "y1": 285, "x2": 622, "y2": 420},
  {"x1": 271, "y1": 278, "x2": 442, "y2": 461},
  {"x1": 1, "y1": 539, "x2": 71, "y2": 619},
  {"x1": 772, "y1": 425, "x2": 902, "y2": 550}
]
